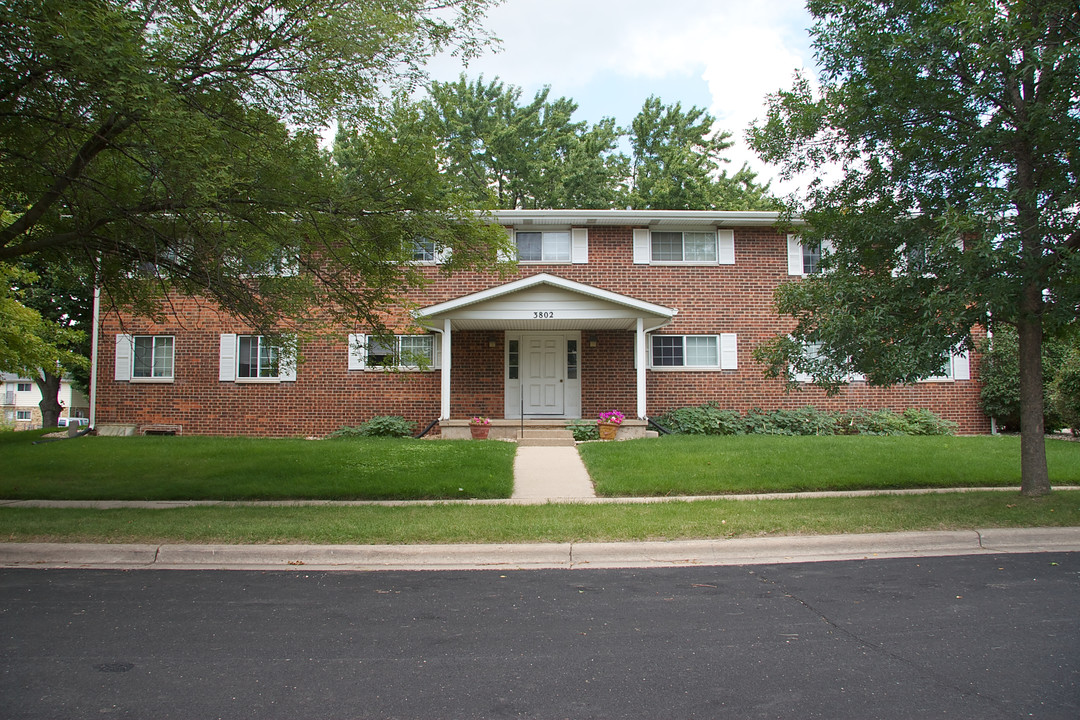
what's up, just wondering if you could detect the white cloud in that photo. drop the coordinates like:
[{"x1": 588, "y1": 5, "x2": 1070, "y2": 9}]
[{"x1": 429, "y1": 0, "x2": 819, "y2": 194}]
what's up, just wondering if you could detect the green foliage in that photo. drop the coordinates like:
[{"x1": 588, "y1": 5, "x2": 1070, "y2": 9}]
[
  {"x1": 327, "y1": 416, "x2": 416, "y2": 439},
  {"x1": 0, "y1": 0, "x2": 503, "y2": 334},
  {"x1": 978, "y1": 326, "x2": 1068, "y2": 431},
  {"x1": 655, "y1": 404, "x2": 955, "y2": 437},
  {"x1": 747, "y1": 1, "x2": 1080, "y2": 494},
  {"x1": 566, "y1": 419, "x2": 600, "y2": 441},
  {"x1": 1049, "y1": 345, "x2": 1080, "y2": 433},
  {"x1": 419, "y1": 78, "x2": 779, "y2": 211},
  {"x1": 422, "y1": 76, "x2": 629, "y2": 209},
  {"x1": 629, "y1": 96, "x2": 779, "y2": 211}
]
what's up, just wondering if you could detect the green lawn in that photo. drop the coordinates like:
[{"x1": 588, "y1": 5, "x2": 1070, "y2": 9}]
[
  {"x1": 579, "y1": 435, "x2": 1080, "y2": 496},
  {"x1": 2, "y1": 491, "x2": 1078, "y2": 544},
  {"x1": 0, "y1": 433, "x2": 516, "y2": 500}
]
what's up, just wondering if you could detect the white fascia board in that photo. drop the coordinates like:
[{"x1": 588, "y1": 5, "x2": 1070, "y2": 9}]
[
  {"x1": 415, "y1": 273, "x2": 678, "y2": 321},
  {"x1": 481, "y1": 209, "x2": 804, "y2": 228}
]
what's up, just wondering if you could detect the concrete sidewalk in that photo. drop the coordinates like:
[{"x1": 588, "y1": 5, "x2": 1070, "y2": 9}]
[
  {"x1": 2, "y1": 528, "x2": 1079, "y2": 572},
  {"x1": 512, "y1": 445, "x2": 596, "y2": 499}
]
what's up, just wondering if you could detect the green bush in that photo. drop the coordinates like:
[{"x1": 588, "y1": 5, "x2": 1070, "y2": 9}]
[
  {"x1": 567, "y1": 419, "x2": 599, "y2": 441},
  {"x1": 1050, "y1": 346, "x2": 1080, "y2": 433},
  {"x1": 327, "y1": 415, "x2": 415, "y2": 439},
  {"x1": 978, "y1": 326, "x2": 1067, "y2": 431},
  {"x1": 654, "y1": 403, "x2": 744, "y2": 435}
]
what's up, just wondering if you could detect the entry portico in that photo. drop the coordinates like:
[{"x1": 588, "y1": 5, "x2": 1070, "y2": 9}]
[{"x1": 416, "y1": 274, "x2": 677, "y2": 421}]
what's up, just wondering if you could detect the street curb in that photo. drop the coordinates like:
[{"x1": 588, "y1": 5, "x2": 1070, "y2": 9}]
[{"x1": 2, "y1": 527, "x2": 1079, "y2": 572}]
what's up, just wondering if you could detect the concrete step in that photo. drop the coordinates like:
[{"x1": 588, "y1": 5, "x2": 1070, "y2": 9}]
[
  {"x1": 518, "y1": 436, "x2": 577, "y2": 447},
  {"x1": 520, "y1": 428, "x2": 574, "y2": 439}
]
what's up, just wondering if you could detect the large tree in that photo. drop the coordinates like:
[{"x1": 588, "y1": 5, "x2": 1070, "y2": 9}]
[
  {"x1": 422, "y1": 76, "x2": 627, "y2": 209},
  {"x1": 749, "y1": 0, "x2": 1080, "y2": 496},
  {"x1": 630, "y1": 96, "x2": 778, "y2": 210},
  {"x1": 0, "y1": 0, "x2": 505, "y2": 336}
]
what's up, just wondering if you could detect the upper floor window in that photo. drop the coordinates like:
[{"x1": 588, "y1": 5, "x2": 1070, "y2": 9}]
[
  {"x1": 516, "y1": 230, "x2": 571, "y2": 262},
  {"x1": 411, "y1": 238, "x2": 441, "y2": 263},
  {"x1": 633, "y1": 228, "x2": 734, "y2": 265},
  {"x1": 16, "y1": 382, "x2": 31, "y2": 392},
  {"x1": 787, "y1": 235, "x2": 830, "y2": 276},
  {"x1": 652, "y1": 231, "x2": 717, "y2": 263}
]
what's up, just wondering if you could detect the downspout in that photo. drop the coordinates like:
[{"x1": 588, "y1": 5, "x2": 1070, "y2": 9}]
[{"x1": 88, "y1": 284, "x2": 101, "y2": 431}]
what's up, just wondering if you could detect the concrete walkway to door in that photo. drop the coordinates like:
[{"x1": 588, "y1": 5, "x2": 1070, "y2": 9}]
[{"x1": 512, "y1": 446, "x2": 597, "y2": 500}]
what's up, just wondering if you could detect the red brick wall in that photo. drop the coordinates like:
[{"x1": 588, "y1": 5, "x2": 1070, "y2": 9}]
[{"x1": 96, "y1": 225, "x2": 991, "y2": 436}]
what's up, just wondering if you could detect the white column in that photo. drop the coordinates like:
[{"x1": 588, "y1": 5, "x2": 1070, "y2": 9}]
[
  {"x1": 441, "y1": 319, "x2": 452, "y2": 420},
  {"x1": 635, "y1": 317, "x2": 647, "y2": 419}
]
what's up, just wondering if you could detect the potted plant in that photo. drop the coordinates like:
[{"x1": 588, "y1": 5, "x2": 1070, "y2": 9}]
[
  {"x1": 469, "y1": 416, "x2": 491, "y2": 439},
  {"x1": 597, "y1": 410, "x2": 625, "y2": 440}
]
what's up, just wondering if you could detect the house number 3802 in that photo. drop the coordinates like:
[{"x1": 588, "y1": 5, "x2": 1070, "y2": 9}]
[{"x1": 533, "y1": 311, "x2": 554, "y2": 319}]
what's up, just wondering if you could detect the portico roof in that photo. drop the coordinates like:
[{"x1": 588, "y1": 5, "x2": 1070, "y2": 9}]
[{"x1": 415, "y1": 273, "x2": 677, "y2": 332}]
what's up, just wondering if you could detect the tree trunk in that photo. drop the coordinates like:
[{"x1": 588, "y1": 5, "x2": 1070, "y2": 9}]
[
  {"x1": 35, "y1": 372, "x2": 62, "y2": 429},
  {"x1": 1017, "y1": 299, "x2": 1051, "y2": 496}
]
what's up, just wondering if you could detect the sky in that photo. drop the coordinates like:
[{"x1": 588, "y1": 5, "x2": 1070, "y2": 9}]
[{"x1": 426, "y1": 0, "x2": 820, "y2": 195}]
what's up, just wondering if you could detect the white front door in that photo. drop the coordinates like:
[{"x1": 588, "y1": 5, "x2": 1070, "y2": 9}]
[{"x1": 521, "y1": 334, "x2": 564, "y2": 416}]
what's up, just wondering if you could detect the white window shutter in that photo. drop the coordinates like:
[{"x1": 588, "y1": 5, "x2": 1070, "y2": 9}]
[
  {"x1": 571, "y1": 228, "x2": 588, "y2": 264},
  {"x1": 114, "y1": 334, "x2": 133, "y2": 381},
  {"x1": 348, "y1": 334, "x2": 366, "y2": 370},
  {"x1": 497, "y1": 226, "x2": 515, "y2": 262},
  {"x1": 720, "y1": 334, "x2": 738, "y2": 370},
  {"x1": 633, "y1": 229, "x2": 650, "y2": 264},
  {"x1": 952, "y1": 349, "x2": 970, "y2": 381},
  {"x1": 435, "y1": 246, "x2": 452, "y2": 264},
  {"x1": 787, "y1": 234, "x2": 804, "y2": 275},
  {"x1": 219, "y1": 334, "x2": 237, "y2": 382},
  {"x1": 821, "y1": 238, "x2": 834, "y2": 265},
  {"x1": 717, "y1": 229, "x2": 735, "y2": 265},
  {"x1": 278, "y1": 340, "x2": 297, "y2": 382}
]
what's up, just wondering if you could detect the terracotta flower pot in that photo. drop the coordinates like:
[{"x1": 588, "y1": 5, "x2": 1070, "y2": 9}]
[{"x1": 470, "y1": 425, "x2": 490, "y2": 439}]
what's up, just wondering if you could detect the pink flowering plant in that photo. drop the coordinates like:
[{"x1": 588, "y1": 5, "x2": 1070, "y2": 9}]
[
  {"x1": 469, "y1": 416, "x2": 491, "y2": 426},
  {"x1": 597, "y1": 410, "x2": 625, "y2": 425}
]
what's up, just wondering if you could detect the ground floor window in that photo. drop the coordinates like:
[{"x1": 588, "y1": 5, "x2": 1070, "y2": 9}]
[
  {"x1": 238, "y1": 336, "x2": 281, "y2": 379},
  {"x1": 133, "y1": 336, "x2": 174, "y2": 379},
  {"x1": 650, "y1": 334, "x2": 737, "y2": 370},
  {"x1": 16, "y1": 410, "x2": 31, "y2": 421}
]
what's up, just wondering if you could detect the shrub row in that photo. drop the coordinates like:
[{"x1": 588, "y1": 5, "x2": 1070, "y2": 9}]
[{"x1": 653, "y1": 404, "x2": 957, "y2": 437}]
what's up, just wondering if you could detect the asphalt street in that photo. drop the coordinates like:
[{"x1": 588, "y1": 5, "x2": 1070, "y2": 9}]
[{"x1": 2, "y1": 551, "x2": 1078, "y2": 719}]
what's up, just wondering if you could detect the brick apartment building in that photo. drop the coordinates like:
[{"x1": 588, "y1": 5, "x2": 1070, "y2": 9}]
[{"x1": 93, "y1": 209, "x2": 988, "y2": 437}]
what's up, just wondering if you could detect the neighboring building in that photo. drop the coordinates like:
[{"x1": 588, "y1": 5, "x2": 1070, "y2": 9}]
[
  {"x1": 1, "y1": 373, "x2": 89, "y2": 430},
  {"x1": 93, "y1": 210, "x2": 989, "y2": 437}
]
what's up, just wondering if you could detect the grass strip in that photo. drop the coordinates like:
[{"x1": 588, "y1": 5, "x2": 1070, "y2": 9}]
[
  {"x1": 580, "y1": 435, "x2": 1080, "y2": 496},
  {"x1": 0, "y1": 435, "x2": 516, "y2": 500},
  {"x1": 2, "y1": 492, "x2": 1078, "y2": 545}
]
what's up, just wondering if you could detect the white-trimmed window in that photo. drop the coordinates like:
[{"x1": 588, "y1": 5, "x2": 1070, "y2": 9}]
[
  {"x1": 348, "y1": 334, "x2": 440, "y2": 371},
  {"x1": 923, "y1": 349, "x2": 971, "y2": 382},
  {"x1": 16, "y1": 382, "x2": 31, "y2": 392},
  {"x1": 16, "y1": 410, "x2": 31, "y2": 421},
  {"x1": 218, "y1": 334, "x2": 297, "y2": 382},
  {"x1": 634, "y1": 229, "x2": 734, "y2": 265},
  {"x1": 516, "y1": 230, "x2": 571, "y2": 262},
  {"x1": 115, "y1": 334, "x2": 175, "y2": 382},
  {"x1": 649, "y1": 334, "x2": 737, "y2": 370},
  {"x1": 787, "y1": 235, "x2": 831, "y2": 276},
  {"x1": 133, "y1": 336, "x2": 174, "y2": 379},
  {"x1": 411, "y1": 238, "x2": 450, "y2": 264}
]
